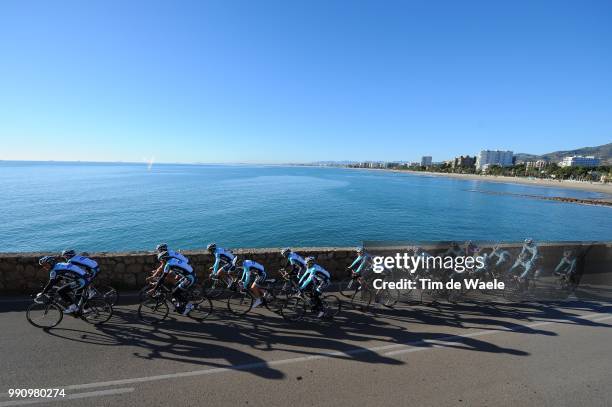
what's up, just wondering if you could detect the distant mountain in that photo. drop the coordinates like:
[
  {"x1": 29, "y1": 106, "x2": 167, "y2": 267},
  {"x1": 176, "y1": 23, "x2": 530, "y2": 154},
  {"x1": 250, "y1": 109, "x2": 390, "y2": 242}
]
[{"x1": 515, "y1": 142, "x2": 612, "y2": 164}]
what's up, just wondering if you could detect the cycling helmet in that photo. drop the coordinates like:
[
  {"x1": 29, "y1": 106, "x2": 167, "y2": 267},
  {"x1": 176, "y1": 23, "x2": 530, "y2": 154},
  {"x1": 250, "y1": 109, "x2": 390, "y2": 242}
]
[
  {"x1": 305, "y1": 256, "x2": 316, "y2": 266},
  {"x1": 280, "y1": 248, "x2": 291, "y2": 257},
  {"x1": 157, "y1": 251, "x2": 170, "y2": 262},
  {"x1": 356, "y1": 247, "x2": 365, "y2": 254},
  {"x1": 61, "y1": 249, "x2": 76, "y2": 259},
  {"x1": 524, "y1": 238, "x2": 533, "y2": 245},
  {"x1": 206, "y1": 243, "x2": 216, "y2": 253},
  {"x1": 156, "y1": 243, "x2": 168, "y2": 253},
  {"x1": 39, "y1": 256, "x2": 57, "y2": 267}
]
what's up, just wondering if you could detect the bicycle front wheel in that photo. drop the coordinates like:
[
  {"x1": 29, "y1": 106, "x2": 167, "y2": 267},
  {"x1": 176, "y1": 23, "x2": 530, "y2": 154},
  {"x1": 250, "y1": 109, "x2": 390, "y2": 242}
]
[
  {"x1": 350, "y1": 289, "x2": 373, "y2": 312},
  {"x1": 82, "y1": 298, "x2": 113, "y2": 325},
  {"x1": 281, "y1": 296, "x2": 306, "y2": 321},
  {"x1": 188, "y1": 297, "x2": 213, "y2": 321},
  {"x1": 138, "y1": 297, "x2": 170, "y2": 324},
  {"x1": 27, "y1": 301, "x2": 63, "y2": 329},
  {"x1": 227, "y1": 290, "x2": 253, "y2": 316},
  {"x1": 322, "y1": 295, "x2": 341, "y2": 318}
]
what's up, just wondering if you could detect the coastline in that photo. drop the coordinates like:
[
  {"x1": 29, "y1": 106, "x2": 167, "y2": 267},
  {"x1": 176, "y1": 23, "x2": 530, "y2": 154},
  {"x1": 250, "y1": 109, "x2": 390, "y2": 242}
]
[{"x1": 346, "y1": 167, "x2": 612, "y2": 198}]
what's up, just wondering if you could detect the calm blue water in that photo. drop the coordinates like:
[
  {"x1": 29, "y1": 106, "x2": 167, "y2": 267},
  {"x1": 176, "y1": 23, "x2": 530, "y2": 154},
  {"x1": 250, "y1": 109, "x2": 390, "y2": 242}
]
[{"x1": 1, "y1": 161, "x2": 611, "y2": 252}]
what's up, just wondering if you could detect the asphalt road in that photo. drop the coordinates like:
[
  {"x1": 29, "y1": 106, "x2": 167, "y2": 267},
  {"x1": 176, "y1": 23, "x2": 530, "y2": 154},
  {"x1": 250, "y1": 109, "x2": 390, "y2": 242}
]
[{"x1": 1, "y1": 295, "x2": 611, "y2": 407}]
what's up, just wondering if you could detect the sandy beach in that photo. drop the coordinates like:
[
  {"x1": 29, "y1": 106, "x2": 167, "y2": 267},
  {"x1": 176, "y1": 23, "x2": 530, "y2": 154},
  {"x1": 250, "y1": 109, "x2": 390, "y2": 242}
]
[{"x1": 343, "y1": 167, "x2": 612, "y2": 198}]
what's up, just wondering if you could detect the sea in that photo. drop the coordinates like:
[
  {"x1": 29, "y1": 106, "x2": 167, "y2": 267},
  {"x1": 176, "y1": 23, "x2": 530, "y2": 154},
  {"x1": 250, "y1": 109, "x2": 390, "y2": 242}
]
[{"x1": 1, "y1": 161, "x2": 610, "y2": 252}]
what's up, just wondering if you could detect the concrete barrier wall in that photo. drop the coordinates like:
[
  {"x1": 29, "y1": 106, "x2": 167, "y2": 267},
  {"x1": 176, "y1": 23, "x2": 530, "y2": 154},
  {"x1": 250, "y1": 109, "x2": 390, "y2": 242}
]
[{"x1": 0, "y1": 242, "x2": 610, "y2": 294}]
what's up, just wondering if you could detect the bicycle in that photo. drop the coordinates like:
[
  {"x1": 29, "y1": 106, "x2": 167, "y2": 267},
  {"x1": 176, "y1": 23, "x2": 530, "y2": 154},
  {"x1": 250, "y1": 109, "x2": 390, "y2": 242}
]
[
  {"x1": 226, "y1": 272, "x2": 282, "y2": 316},
  {"x1": 27, "y1": 287, "x2": 113, "y2": 328},
  {"x1": 281, "y1": 290, "x2": 341, "y2": 322},
  {"x1": 138, "y1": 283, "x2": 213, "y2": 324},
  {"x1": 85, "y1": 283, "x2": 119, "y2": 306}
]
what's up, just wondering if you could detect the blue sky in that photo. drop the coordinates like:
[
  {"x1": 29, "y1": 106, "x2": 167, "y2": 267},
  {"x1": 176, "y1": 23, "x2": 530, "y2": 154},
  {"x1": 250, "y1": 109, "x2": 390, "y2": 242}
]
[{"x1": 0, "y1": 0, "x2": 610, "y2": 164}]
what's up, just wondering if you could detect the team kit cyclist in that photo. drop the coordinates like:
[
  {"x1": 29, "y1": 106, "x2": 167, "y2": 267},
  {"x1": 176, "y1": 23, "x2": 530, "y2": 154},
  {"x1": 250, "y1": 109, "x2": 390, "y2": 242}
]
[{"x1": 35, "y1": 239, "x2": 562, "y2": 317}]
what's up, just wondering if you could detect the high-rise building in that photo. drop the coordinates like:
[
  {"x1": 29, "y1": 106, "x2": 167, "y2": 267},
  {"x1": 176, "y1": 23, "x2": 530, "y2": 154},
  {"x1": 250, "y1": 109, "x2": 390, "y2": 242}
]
[
  {"x1": 476, "y1": 150, "x2": 514, "y2": 170},
  {"x1": 421, "y1": 156, "x2": 432, "y2": 167},
  {"x1": 559, "y1": 156, "x2": 600, "y2": 168}
]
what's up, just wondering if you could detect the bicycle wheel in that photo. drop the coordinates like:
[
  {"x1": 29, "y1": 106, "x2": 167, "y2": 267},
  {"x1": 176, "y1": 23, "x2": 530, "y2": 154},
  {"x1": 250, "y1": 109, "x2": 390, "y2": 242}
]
[
  {"x1": 281, "y1": 296, "x2": 306, "y2": 321},
  {"x1": 322, "y1": 295, "x2": 341, "y2": 318},
  {"x1": 227, "y1": 290, "x2": 253, "y2": 316},
  {"x1": 339, "y1": 278, "x2": 359, "y2": 298},
  {"x1": 138, "y1": 297, "x2": 170, "y2": 323},
  {"x1": 26, "y1": 301, "x2": 63, "y2": 329},
  {"x1": 376, "y1": 288, "x2": 400, "y2": 308},
  {"x1": 188, "y1": 297, "x2": 213, "y2": 321},
  {"x1": 202, "y1": 277, "x2": 226, "y2": 299},
  {"x1": 350, "y1": 289, "x2": 373, "y2": 311},
  {"x1": 82, "y1": 298, "x2": 113, "y2": 324}
]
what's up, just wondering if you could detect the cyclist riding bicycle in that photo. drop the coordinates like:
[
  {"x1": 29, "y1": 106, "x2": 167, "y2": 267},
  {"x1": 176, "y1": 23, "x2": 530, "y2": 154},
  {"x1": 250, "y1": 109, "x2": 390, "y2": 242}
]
[
  {"x1": 281, "y1": 248, "x2": 307, "y2": 278},
  {"x1": 298, "y1": 257, "x2": 331, "y2": 318},
  {"x1": 348, "y1": 247, "x2": 372, "y2": 287},
  {"x1": 156, "y1": 243, "x2": 189, "y2": 264},
  {"x1": 207, "y1": 243, "x2": 236, "y2": 282},
  {"x1": 149, "y1": 251, "x2": 196, "y2": 315},
  {"x1": 61, "y1": 249, "x2": 100, "y2": 280},
  {"x1": 240, "y1": 259, "x2": 267, "y2": 309},
  {"x1": 36, "y1": 256, "x2": 91, "y2": 314},
  {"x1": 554, "y1": 249, "x2": 577, "y2": 278},
  {"x1": 509, "y1": 238, "x2": 540, "y2": 282}
]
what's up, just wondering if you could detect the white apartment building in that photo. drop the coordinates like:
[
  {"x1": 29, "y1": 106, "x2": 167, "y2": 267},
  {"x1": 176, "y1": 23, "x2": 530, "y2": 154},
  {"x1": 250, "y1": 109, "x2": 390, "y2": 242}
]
[
  {"x1": 559, "y1": 156, "x2": 600, "y2": 168},
  {"x1": 476, "y1": 150, "x2": 514, "y2": 170}
]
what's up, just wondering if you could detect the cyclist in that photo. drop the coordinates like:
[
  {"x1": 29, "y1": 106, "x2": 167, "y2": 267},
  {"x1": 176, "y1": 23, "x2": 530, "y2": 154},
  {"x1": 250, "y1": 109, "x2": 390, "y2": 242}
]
[
  {"x1": 281, "y1": 248, "x2": 307, "y2": 278},
  {"x1": 36, "y1": 256, "x2": 91, "y2": 314},
  {"x1": 298, "y1": 257, "x2": 331, "y2": 318},
  {"x1": 347, "y1": 247, "x2": 372, "y2": 287},
  {"x1": 149, "y1": 251, "x2": 196, "y2": 316},
  {"x1": 156, "y1": 243, "x2": 189, "y2": 263},
  {"x1": 554, "y1": 249, "x2": 577, "y2": 278},
  {"x1": 509, "y1": 238, "x2": 540, "y2": 282},
  {"x1": 489, "y1": 244, "x2": 511, "y2": 269},
  {"x1": 240, "y1": 259, "x2": 267, "y2": 309},
  {"x1": 61, "y1": 249, "x2": 99, "y2": 280},
  {"x1": 207, "y1": 243, "x2": 236, "y2": 283}
]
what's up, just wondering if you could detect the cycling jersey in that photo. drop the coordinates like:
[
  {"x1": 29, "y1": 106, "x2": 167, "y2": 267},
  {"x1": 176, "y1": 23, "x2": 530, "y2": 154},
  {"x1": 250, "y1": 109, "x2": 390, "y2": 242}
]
[
  {"x1": 212, "y1": 247, "x2": 236, "y2": 274},
  {"x1": 167, "y1": 249, "x2": 189, "y2": 264},
  {"x1": 349, "y1": 254, "x2": 372, "y2": 275},
  {"x1": 555, "y1": 256, "x2": 577, "y2": 276},
  {"x1": 286, "y1": 252, "x2": 306, "y2": 276},
  {"x1": 241, "y1": 260, "x2": 266, "y2": 285},
  {"x1": 67, "y1": 255, "x2": 99, "y2": 278},
  {"x1": 299, "y1": 264, "x2": 331, "y2": 293},
  {"x1": 159, "y1": 258, "x2": 196, "y2": 290}
]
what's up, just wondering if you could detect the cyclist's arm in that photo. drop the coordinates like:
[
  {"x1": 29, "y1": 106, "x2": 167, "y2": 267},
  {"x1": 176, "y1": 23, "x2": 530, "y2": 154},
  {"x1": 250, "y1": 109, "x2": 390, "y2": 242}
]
[
  {"x1": 554, "y1": 258, "x2": 566, "y2": 274},
  {"x1": 152, "y1": 266, "x2": 170, "y2": 291},
  {"x1": 348, "y1": 256, "x2": 362, "y2": 270},
  {"x1": 212, "y1": 255, "x2": 221, "y2": 274}
]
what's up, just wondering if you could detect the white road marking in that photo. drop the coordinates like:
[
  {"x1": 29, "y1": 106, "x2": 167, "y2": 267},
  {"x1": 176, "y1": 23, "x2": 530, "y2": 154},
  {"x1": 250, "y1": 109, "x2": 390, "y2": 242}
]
[
  {"x1": 0, "y1": 388, "x2": 134, "y2": 407},
  {"x1": 38, "y1": 311, "x2": 610, "y2": 392}
]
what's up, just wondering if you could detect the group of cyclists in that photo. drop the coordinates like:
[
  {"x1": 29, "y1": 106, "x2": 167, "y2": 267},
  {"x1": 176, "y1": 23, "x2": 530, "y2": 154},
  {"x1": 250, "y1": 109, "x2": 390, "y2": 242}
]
[{"x1": 32, "y1": 238, "x2": 580, "y2": 324}]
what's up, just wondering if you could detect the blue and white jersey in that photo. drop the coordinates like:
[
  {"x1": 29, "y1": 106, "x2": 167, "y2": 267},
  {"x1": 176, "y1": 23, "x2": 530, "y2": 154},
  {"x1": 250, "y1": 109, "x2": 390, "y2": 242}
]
[
  {"x1": 68, "y1": 255, "x2": 98, "y2": 271},
  {"x1": 50, "y1": 262, "x2": 88, "y2": 281},
  {"x1": 288, "y1": 252, "x2": 306, "y2": 268},
  {"x1": 303, "y1": 264, "x2": 331, "y2": 281},
  {"x1": 242, "y1": 259, "x2": 265, "y2": 273},
  {"x1": 163, "y1": 258, "x2": 194, "y2": 278},
  {"x1": 167, "y1": 249, "x2": 189, "y2": 264},
  {"x1": 214, "y1": 247, "x2": 235, "y2": 263}
]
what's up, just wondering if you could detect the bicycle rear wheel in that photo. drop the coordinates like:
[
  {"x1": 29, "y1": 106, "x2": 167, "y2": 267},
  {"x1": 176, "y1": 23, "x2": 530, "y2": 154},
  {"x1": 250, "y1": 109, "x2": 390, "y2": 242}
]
[
  {"x1": 350, "y1": 289, "x2": 373, "y2": 311},
  {"x1": 26, "y1": 301, "x2": 63, "y2": 328},
  {"x1": 82, "y1": 298, "x2": 113, "y2": 324},
  {"x1": 138, "y1": 297, "x2": 170, "y2": 323},
  {"x1": 188, "y1": 297, "x2": 213, "y2": 321},
  {"x1": 227, "y1": 290, "x2": 253, "y2": 316}
]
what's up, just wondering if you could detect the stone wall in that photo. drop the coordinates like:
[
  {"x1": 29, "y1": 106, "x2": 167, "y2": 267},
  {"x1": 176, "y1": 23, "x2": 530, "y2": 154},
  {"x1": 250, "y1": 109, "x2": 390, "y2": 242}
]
[{"x1": 0, "y1": 243, "x2": 610, "y2": 295}]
